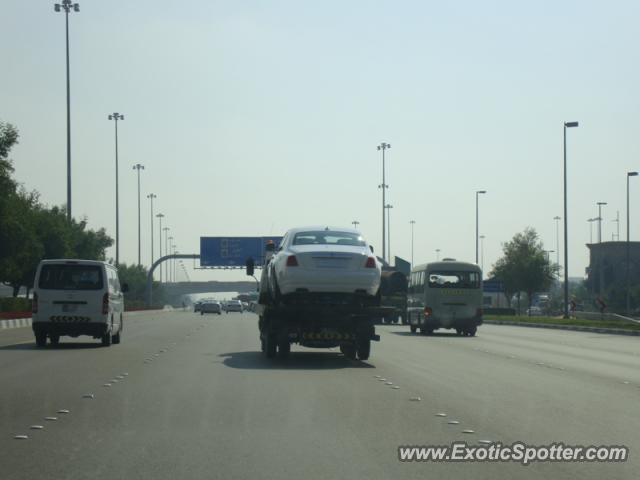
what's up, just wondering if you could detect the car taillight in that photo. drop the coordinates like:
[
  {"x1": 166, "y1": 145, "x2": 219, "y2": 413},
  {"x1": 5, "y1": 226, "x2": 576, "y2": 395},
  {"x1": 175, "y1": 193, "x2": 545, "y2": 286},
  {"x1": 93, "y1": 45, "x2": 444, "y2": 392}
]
[
  {"x1": 423, "y1": 307, "x2": 433, "y2": 317},
  {"x1": 102, "y1": 293, "x2": 109, "y2": 315},
  {"x1": 286, "y1": 255, "x2": 298, "y2": 267},
  {"x1": 365, "y1": 257, "x2": 376, "y2": 268},
  {"x1": 32, "y1": 293, "x2": 38, "y2": 314}
]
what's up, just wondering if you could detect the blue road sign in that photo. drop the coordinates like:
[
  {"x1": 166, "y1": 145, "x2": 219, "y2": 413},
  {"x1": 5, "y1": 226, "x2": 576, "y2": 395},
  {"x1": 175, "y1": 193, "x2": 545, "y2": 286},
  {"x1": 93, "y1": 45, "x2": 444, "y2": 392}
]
[
  {"x1": 200, "y1": 237, "x2": 283, "y2": 267},
  {"x1": 483, "y1": 278, "x2": 505, "y2": 293}
]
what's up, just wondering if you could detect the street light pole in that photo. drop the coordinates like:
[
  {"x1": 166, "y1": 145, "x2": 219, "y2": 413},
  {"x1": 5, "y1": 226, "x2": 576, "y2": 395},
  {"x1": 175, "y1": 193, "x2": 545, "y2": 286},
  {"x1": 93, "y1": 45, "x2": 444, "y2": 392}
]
[
  {"x1": 147, "y1": 194, "x2": 157, "y2": 267},
  {"x1": 54, "y1": 1, "x2": 79, "y2": 221},
  {"x1": 410, "y1": 220, "x2": 416, "y2": 266},
  {"x1": 479, "y1": 235, "x2": 485, "y2": 273},
  {"x1": 612, "y1": 211, "x2": 620, "y2": 241},
  {"x1": 627, "y1": 171, "x2": 638, "y2": 315},
  {"x1": 436, "y1": 249, "x2": 441, "y2": 261},
  {"x1": 563, "y1": 121, "x2": 579, "y2": 319},
  {"x1": 168, "y1": 237, "x2": 174, "y2": 283},
  {"x1": 377, "y1": 142, "x2": 391, "y2": 262},
  {"x1": 163, "y1": 227, "x2": 170, "y2": 282},
  {"x1": 156, "y1": 213, "x2": 164, "y2": 282},
  {"x1": 597, "y1": 202, "x2": 607, "y2": 243},
  {"x1": 108, "y1": 112, "x2": 124, "y2": 266},
  {"x1": 475, "y1": 190, "x2": 486, "y2": 264},
  {"x1": 133, "y1": 164, "x2": 145, "y2": 265},
  {"x1": 385, "y1": 204, "x2": 393, "y2": 263},
  {"x1": 553, "y1": 216, "x2": 561, "y2": 271}
]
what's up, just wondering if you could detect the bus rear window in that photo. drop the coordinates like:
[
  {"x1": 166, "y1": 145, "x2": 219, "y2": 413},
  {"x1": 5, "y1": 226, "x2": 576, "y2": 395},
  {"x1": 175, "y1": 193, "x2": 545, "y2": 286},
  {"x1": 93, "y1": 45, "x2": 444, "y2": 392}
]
[
  {"x1": 38, "y1": 265, "x2": 104, "y2": 290},
  {"x1": 428, "y1": 271, "x2": 480, "y2": 289}
]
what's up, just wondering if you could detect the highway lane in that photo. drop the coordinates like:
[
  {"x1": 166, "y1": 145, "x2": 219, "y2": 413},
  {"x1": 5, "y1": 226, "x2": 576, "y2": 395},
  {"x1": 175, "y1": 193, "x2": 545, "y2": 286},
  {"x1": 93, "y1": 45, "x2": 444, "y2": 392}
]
[{"x1": 0, "y1": 311, "x2": 638, "y2": 479}]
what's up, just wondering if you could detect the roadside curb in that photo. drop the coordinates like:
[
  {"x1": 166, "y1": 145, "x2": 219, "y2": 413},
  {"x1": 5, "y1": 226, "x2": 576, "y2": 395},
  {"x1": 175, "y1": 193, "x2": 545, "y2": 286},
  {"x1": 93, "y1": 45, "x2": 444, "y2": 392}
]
[
  {"x1": 0, "y1": 318, "x2": 32, "y2": 330},
  {"x1": 483, "y1": 320, "x2": 640, "y2": 336},
  {"x1": 0, "y1": 310, "x2": 167, "y2": 330}
]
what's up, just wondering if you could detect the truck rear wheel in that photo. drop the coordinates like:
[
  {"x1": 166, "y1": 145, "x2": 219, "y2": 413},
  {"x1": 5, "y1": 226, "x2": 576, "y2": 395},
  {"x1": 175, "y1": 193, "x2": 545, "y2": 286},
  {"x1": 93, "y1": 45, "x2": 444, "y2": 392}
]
[
  {"x1": 35, "y1": 332, "x2": 47, "y2": 347},
  {"x1": 50, "y1": 334, "x2": 60, "y2": 346},
  {"x1": 278, "y1": 339, "x2": 290, "y2": 358},
  {"x1": 264, "y1": 334, "x2": 277, "y2": 358},
  {"x1": 410, "y1": 325, "x2": 417, "y2": 333},
  {"x1": 356, "y1": 338, "x2": 370, "y2": 361},
  {"x1": 340, "y1": 343, "x2": 357, "y2": 360}
]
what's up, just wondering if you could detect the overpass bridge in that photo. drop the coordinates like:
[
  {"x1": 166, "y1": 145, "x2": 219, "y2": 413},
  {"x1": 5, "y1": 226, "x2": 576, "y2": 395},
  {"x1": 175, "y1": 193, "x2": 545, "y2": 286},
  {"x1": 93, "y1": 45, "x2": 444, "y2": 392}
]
[{"x1": 162, "y1": 281, "x2": 257, "y2": 302}]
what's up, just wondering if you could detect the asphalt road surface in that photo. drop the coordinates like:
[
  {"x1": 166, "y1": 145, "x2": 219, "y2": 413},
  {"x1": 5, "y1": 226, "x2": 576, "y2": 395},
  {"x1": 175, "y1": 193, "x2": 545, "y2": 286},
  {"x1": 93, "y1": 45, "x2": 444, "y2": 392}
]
[{"x1": 1, "y1": 310, "x2": 638, "y2": 479}]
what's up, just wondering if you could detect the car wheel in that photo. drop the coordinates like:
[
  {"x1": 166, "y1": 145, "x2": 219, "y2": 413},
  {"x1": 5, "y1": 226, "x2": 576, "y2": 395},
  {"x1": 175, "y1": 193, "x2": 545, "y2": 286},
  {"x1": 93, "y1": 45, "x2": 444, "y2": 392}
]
[
  {"x1": 35, "y1": 332, "x2": 47, "y2": 347},
  {"x1": 410, "y1": 325, "x2": 417, "y2": 333},
  {"x1": 112, "y1": 321, "x2": 122, "y2": 344},
  {"x1": 49, "y1": 334, "x2": 60, "y2": 346},
  {"x1": 101, "y1": 331, "x2": 112, "y2": 347}
]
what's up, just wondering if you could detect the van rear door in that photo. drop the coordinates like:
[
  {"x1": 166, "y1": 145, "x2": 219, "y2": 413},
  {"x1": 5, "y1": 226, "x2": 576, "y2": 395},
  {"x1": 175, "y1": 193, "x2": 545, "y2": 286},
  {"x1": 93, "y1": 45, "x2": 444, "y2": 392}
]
[{"x1": 36, "y1": 263, "x2": 106, "y2": 319}]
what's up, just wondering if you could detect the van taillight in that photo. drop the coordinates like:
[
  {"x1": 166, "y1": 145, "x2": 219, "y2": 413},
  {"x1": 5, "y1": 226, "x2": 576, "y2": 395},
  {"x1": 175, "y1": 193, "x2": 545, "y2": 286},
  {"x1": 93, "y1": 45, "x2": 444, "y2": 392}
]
[
  {"x1": 32, "y1": 293, "x2": 38, "y2": 314},
  {"x1": 286, "y1": 255, "x2": 298, "y2": 267},
  {"x1": 102, "y1": 293, "x2": 109, "y2": 314},
  {"x1": 365, "y1": 257, "x2": 376, "y2": 268},
  {"x1": 423, "y1": 307, "x2": 433, "y2": 317}
]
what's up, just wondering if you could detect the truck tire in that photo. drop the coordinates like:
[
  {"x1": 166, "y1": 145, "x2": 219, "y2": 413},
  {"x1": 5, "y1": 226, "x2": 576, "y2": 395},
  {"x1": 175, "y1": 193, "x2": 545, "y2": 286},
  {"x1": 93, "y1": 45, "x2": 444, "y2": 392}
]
[
  {"x1": 265, "y1": 334, "x2": 277, "y2": 358},
  {"x1": 50, "y1": 334, "x2": 60, "y2": 346},
  {"x1": 356, "y1": 338, "x2": 371, "y2": 360},
  {"x1": 35, "y1": 332, "x2": 47, "y2": 347},
  {"x1": 466, "y1": 326, "x2": 477, "y2": 337},
  {"x1": 278, "y1": 339, "x2": 290, "y2": 358},
  {"x1": 421, "y1": 327, "x2": 434, "y2": 335},
  {"x1": 340, "y1": 344, "x2": 357, "y2": 360},
  {"x1": 410, "y1": 325, "x2": 417, "y2": 333}
]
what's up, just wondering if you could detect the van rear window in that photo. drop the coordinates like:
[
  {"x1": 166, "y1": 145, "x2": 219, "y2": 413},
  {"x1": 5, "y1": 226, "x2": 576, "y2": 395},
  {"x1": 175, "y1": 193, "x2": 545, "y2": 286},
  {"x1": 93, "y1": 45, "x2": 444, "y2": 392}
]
[
  {"x1": 38, "y1": 265, "x2": 104, "y2": 290},
  {"x1": 428, "y1": 271, "x2": 480, "y2": 289}
]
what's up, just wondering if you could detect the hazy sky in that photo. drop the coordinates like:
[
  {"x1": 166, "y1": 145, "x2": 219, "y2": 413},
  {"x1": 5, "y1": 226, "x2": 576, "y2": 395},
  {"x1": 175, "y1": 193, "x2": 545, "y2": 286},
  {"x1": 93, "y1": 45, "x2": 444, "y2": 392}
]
[{"x1": 3, "y1": 0, "x2": 640, "y2": 281}]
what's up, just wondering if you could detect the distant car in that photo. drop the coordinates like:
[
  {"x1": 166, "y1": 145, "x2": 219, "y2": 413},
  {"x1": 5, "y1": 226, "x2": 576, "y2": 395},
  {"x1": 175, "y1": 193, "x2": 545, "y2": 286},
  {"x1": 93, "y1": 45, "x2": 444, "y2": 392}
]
[
  {"x1": 225, "y1": 300, "x2": 243, "y2": 313},
  {"x1": 526, "y1": 306, "x2": 543, "y2": 316},
  {"x1": 201, "y1": 301, "x2": 222, "y2": 315}
]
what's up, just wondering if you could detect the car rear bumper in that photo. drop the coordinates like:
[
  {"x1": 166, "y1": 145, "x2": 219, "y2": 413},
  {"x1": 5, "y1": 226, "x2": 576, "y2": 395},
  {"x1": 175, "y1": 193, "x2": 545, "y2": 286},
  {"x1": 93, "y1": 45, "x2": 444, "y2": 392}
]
[
  {"x1": 278, "y1": 269, "x2": 380, "y2": 296},
  {"x1": 32, "y1": 320, "x2": 109, "y2": 338}
]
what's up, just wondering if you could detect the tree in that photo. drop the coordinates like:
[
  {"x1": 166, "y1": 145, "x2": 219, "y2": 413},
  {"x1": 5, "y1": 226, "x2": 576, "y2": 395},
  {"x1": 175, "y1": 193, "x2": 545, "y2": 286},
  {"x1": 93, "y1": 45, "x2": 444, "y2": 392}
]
[
  {"x1": 491, "y1": 228, "x2": 559, "y2": 314},
  {"x1": 0, "y1": 121, "x2": 114, "y2": 295},
  {"x1": 117, "y1": 263, "x2": 166, "y2": 308}
]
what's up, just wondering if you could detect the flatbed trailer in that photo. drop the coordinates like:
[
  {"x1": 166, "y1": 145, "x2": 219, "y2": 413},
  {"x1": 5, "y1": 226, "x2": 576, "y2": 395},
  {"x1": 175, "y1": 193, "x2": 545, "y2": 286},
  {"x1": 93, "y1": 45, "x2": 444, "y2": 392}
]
[{"x1": 256, "y1": 301, "x2": 383, "y2": 360}]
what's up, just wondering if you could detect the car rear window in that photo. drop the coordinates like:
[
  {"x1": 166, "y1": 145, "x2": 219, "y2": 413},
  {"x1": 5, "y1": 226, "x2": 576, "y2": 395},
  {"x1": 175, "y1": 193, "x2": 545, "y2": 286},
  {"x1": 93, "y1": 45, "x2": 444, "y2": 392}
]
[
  {"x1": 38, "y1": 264, "x2": 104, "y2": 290},
  {"x1": 293, "y1": 231, "x2": 365, "y2": 246}
]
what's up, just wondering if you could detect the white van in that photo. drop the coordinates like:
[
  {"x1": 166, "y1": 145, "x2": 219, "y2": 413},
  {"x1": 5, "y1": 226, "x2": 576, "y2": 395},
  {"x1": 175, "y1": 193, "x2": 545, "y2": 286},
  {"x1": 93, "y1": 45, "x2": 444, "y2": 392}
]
[
  {"x1": 32, "y1": 259, "x2": 128, "y2": 347},
  {"x1": 407, "y1": 259, "x2": 483, "y2": 336}
]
